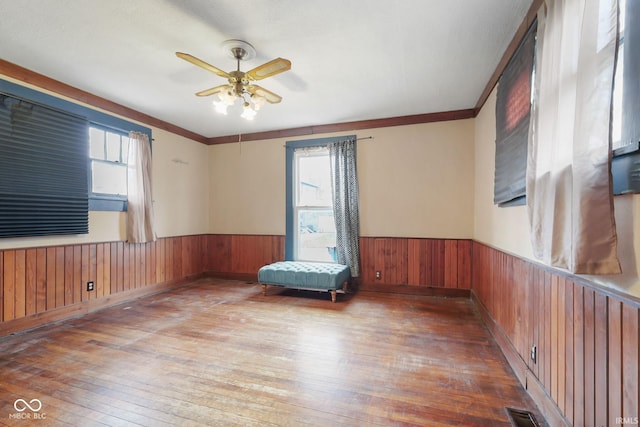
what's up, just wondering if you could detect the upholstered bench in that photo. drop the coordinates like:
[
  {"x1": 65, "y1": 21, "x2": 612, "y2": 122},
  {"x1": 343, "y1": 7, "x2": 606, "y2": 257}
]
[{"x1": 258, "y1": 261, "x2": 351, "y2": 303}]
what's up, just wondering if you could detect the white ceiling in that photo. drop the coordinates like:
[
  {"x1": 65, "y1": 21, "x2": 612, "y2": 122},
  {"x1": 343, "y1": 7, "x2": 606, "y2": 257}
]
[{"x1": 0, "y1": 0, "x2": 532, "y2": 140}]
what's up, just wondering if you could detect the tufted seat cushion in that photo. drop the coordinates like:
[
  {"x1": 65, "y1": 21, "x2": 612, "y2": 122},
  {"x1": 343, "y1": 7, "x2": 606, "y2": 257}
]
[{"x1": 258, "y1": 261, "x2": 351, "y2": 291}]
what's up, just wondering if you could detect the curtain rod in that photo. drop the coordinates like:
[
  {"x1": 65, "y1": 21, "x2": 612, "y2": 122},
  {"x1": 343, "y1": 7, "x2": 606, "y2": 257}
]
[{"x1": 282, "y1": 135, "x2": 373, "y2": 148}]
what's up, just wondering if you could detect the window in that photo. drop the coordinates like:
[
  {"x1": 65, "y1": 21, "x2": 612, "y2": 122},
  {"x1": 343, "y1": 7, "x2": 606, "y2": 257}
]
[
  {"x1": 89, "y1": 125, "x2": 129, "y2": 203},
  {"x1": 286, "y1": 137, "x2": 356, "y2": 262},
  {"x1": 292, "y1": 146, "x2": 336, "y2": 262},
  {"x1": 0, "y1": 78, "x2": 152, "y2": 222},
  {"x1": 612, "y1": 0, "x2": 640, "y2": 194},
  {"x1": 494, "y1": 21, "x2": 536, "y2": 207},
  {"x1": 0, "y1": 94, "x2": 89, "y2": 237}
]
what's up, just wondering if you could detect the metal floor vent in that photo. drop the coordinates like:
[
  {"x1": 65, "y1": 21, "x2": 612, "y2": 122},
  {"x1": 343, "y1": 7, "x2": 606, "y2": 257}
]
[{"x1": 505, "y1": 407, "x2": 540, "y2": 427}]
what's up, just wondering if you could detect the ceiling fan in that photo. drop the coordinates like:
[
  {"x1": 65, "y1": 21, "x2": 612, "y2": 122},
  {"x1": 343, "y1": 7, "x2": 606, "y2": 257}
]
[{"x1": 176, "y1": 40, "x2": 291, "y2": 119}]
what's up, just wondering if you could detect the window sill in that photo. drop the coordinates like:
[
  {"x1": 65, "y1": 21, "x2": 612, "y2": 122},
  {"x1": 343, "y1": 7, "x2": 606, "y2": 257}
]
[{"x1": 89, "y1": 198, "x2": 127, "y2": 212}]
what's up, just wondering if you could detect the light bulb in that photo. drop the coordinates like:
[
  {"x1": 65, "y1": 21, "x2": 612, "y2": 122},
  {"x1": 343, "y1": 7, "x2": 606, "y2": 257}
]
[
  {"x1": 251, "y1": 95, "x2": 266, "y2": 111},
  {"x1": 241, "y1": 101, "x2": 257, "y2": 120}
]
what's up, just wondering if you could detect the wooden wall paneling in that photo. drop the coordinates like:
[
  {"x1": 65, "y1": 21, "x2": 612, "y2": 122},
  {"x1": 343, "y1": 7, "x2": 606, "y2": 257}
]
[
  {"x1": 622, "y1": 303, "x2": 639, "y2": 421},
  {"x1": 122, "y1": 243, "x2": 131, "y2": 291},
  {"x1": 550, "y1": 275, "x2": 559, "y2": 404},
  {"x1": 155, "y1": 239, "x2": 165, "y2": 284},
  {"x1": 470, "y1": 242, "x2": 640, "y2": 427},
  {"x1": 89, "y1": 244, "x2": 97, "y2": 295},
  {"x1": 373, "y1": 239, "x2": 384, "y2": 283},
  {"x1": 564, "y1": 280, "x2": 574, "y2": 424},
  {"x1": 358, "y1": 237, "x2": 376, "y2": 284},
  {"x1": 181, "y1": 237, "x2": 191, "y2": 278},
  {"x1": 165, "y1": 237, "x2": 174, "y2": 282},
  {"x1": 134, "y1": 243, "x2": 142, "y2": 288},
  {"x1": 46, "y1": 247, "x2": 56, "y2": 308},
  {"x1": 55, "y1": 247, "x2": 65, "y2": 307},
  {"x1": 149, "y1": 241, "x2": 157, "y2": 285},
  {"x1": 609, "y1": 299, "x2": 623, "y2": 425},
  {"x1": 431, "y1": 239, "x2": 445, "y2": 286},
  {"x1": 0, "y1": 250, "x2": 3, "y2": 321},
  {"x1": 512, "y1": 258, "x2": 527, "y2": 364},
  {"x1": 542, "y1": 270, "x2": 552, "y2": 392},
  {"x1": 104, "y1": 242, "x2": 112, "y2": 296},
  {"x1": 208, "y1": 235, "x2": 231, "y2": 273},
  {"x1": 556, "y1": 277, "x2": 567, "y2": 414},
  {"x1": 25, "y1": 249, "x2": 36, "y2": 316},
  {"x1": 407, "y1": 238, "x2": 422, "y2": 285},
  {"x1": 583, "y1": 288, "x2": 596, "y2": 425},
  {"x1": 3, "y1": 251, "x2": 14, "y2": 321},
  {"x1": 573, "y1": 285, "x2": 585, "y2": 427},
  {"x1": 594, "y1": 293, "x2": 608, "y2": 427},
  {"x1": 96, "y1": 243, "x2": 104, "y2": 297},
  {"x1": 444, "y1": 240, "x2": 458, "y2": 288},
  {"x1": 64, "y1": 246, "x2": 74, "y2": 304},
  {"x1": 36, "y1": 248, "x2": 46, "y2": 313},
  {"x1": 173, "y1": 238, "x2": 183, "y2": 281},
  {"x1": 14, "y1": 250, "x2": 25, "y2": 319},
  {"x1": 81, "y1": 244, "x2": 90, "y2": 302},
  {"x1": 457, "y1": 240, "x2": 472, "y2": 289},
  {"x1": 529, "y1": 264, "x2": 540, "y2": 378},
  {"x1": 424, "y1": 239, "x2": 435, "y2": 286},
  {"x1": 110, "y1": 243, "x2": 118, "y2": 295}
]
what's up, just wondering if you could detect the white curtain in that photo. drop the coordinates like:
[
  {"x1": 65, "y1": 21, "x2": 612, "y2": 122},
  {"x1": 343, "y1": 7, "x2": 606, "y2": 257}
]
[
  {"x1": 127, "y1": 131, "x2": 156, "y2": 243},
  {"x1": 526, "y1": 0, "x2": 621, "y2": 274}
]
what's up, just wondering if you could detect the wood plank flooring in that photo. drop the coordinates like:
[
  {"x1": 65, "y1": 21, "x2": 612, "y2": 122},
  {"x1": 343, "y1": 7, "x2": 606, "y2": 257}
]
[{"x1": 0, "y1": 278, "x2": 545, "y2": 426}]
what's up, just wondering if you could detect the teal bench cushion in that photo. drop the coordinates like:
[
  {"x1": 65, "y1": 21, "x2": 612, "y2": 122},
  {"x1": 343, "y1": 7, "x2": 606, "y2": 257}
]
[{"x1": 258, "y1": 261, "x2": 350, "y2": 291}]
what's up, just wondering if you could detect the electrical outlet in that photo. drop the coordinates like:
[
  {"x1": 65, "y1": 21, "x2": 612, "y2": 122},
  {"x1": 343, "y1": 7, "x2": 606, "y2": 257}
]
[
  {"x1": 375, "y1": 271, "x2": 381, "y2": 279},
  {"x1": 87, "y1": 281, "x2": 94, "y2": 292},
  {"x1": 531, "y1": 345, "x2": 537, "y2": 363}
]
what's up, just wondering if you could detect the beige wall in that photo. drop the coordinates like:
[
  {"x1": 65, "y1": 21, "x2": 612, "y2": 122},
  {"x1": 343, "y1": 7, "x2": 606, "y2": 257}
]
[
  {"x1": 474, "y1": 89, "x2": 640, "y2": 297},
  {"x1": 0, "y1": 75, "x2": 210, "y2": 250},
  {"x1": 208, "y1": 120, "x2": 475, "y2": 238}
]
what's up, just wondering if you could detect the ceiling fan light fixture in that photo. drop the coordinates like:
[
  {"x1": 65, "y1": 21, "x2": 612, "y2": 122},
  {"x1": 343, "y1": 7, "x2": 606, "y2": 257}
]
[
  {"x1": 251, "y1": 94, "x2": 267, "y2": 111},
  {"x1": 177, "y1": 39, "x2": 290, "y2": 119},
  {"x1": 241, "y1": 101, "x2": 257, "y2": 120},
  {"x1": 212, "y1": 100, "x2": 229, "y2": 115}
]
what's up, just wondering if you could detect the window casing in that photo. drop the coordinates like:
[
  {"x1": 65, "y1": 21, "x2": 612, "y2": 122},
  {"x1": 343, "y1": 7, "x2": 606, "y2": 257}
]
[{"x1": 285, "y1": 136, "x2": 355, "y2": 262}]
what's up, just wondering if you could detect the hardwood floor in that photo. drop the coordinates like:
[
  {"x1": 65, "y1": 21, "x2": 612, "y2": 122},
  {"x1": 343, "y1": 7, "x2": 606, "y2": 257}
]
[{"x1": 0, "y1": 278, "x2": 545, "y2": 426}]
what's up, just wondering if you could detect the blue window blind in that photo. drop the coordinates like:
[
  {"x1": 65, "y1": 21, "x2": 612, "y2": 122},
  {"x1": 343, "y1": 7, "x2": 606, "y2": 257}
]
[{"x1": 0, "y1": 94, "x2": 89, "y2": 237}]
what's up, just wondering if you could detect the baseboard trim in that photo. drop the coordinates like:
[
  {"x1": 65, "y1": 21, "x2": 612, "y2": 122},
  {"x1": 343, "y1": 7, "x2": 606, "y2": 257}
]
[
  {"x1": 471, "y1": 290, "x2": 569, "y2": 427},
  {"x1": 0, "y1": 273, "x2": 206, "y2": 338},
  {"x1": 360, "y1": 283, "x2": 471, "y2": 298},
  {"x1": 207, "y1": 272, "x2": 258, "y2": 282}
]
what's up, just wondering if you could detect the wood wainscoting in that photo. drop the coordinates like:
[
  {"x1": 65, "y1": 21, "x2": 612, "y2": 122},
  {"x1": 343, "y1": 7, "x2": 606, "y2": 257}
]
[
  {"x1": 0, "y1": 235, "x2": 208, "y2": 336},
  {"x1": 472, "y1": 241, "x2": 640, "y2": 427},
  {"x1": 207, "y1": 234, "x2": 285, "y2": 280},
  {"x1": 206, "y1": 235, "x2": 473, "y2": 292},
  {"x1": 359, "y1": 237, "x2": 472, "y2": 291}
]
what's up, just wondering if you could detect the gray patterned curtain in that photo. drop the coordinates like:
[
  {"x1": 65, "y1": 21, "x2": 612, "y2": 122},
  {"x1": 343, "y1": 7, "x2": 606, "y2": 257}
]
[{"x1": 329, "y1": 137, "x2": 360, "y2": 277}]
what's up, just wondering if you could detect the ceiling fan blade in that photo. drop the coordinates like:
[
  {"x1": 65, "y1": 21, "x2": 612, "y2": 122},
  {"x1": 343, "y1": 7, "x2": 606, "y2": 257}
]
[
  {"x1": 246, "y1": 58, "x2": 291, "y2": 80},
  {"x1": 195, "y1": 85, "x2": 230, "y2": 97},
  {"x1": 176, "y1": 52, "x2": 230, "y2": 79},
  {"x1": 249, "y1": 85, "x2": 283, "y2": 103}
]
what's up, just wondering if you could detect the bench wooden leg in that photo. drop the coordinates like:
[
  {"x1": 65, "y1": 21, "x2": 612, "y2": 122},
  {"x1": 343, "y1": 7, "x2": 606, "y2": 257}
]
[
  {"x1": 330, "y1": 289, "x2": 337, "y2": 303},
  {"x1": 261, "y1": 284, "x2": 267, "y2": 296},
  {"x1": 342, "y1": 281, "x2": 349, "y2": 293}
]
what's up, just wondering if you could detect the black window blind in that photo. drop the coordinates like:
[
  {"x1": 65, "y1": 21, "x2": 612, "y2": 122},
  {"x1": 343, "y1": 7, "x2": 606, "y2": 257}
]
[
  {"x1": 494, "y1": 21, "x2": 536, "y2": 206},
  {"x1": 0, "y1": 94, "x2": 89, "y2": 237}
]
